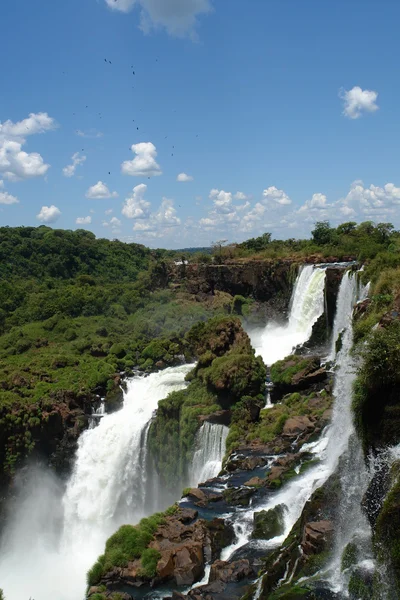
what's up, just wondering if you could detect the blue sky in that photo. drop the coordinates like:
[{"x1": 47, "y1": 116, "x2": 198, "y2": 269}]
[{"x1": 1, "y1": 0, "x2": 400, "y2": 248}]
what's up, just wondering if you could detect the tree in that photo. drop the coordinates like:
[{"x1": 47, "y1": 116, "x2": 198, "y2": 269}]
[
  {"x1": 311, "y1": 221, "x2": 333, "y2": 245},
  {"x1": 240, "y1": 233, "x2": 271, "y2": 252},
  {"x1": 376, "y1": 222, "x2": 394, "y2": 243},
  {"x1": 336, "y1": 222, "x2": 357, "y2": 236}
]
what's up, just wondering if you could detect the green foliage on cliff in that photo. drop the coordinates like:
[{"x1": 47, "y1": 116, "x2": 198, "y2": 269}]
[
  {"x1": 374, "y1": 463, "x2": 400, "y2": 595},
  {"x1": 270, "y1": 356, "x2": 314, "y2": 386},
  {"x1": 353, "y1": 320, "x2": 400, "y2": 451},
  {"x1": 87, "y1": 506, "x2": 177, "y2": 587},
  {"x1": 149, "y1": 316, "x2": 266, "y2": 490},
  {"x1": 148, "y1": 379, "x2": 220, "y2": 489}
]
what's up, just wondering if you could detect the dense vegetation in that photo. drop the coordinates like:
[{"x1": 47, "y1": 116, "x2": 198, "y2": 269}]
[
  {"x1": 87, "y1": 505, "x2": 178, "y2": 587},
  {"x1": 148, "y1": 316, "x2": 266, "y2": 490}
]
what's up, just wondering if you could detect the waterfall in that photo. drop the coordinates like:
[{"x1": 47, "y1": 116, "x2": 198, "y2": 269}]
[
  {"x1": 190, "y1": 422, "x2": 229, "y2": 487},
  {"x1": 251, "y1": 264, "x2": 326, "y2": 365},
  {"x1": 328, "y1": 270, "x2": 358, "y2": 360},
  {"x1": 221, "y1": 268, "x2": 360, "y2": 574},
  {"x1": 0, "y1": 364, "x2": 193, "y2": 600}
]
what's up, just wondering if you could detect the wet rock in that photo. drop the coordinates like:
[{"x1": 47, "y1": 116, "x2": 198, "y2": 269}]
[
  {"x1": 223, "y1": 486, "x2": 255, "y2": 506},
  {"x1": 252, "y1": 504, "x2": 286, "y2": 540},
  {"x1": 184, "y1": 488, "x2": 222, "y2": 507},
  {"x1": 209, "y1": 558, "x2": 254, "y2": 582},
  {"x1": 244, "y1": 476, "x2": 264, "y2": 487},
  {"x1": 301, "y1": 520, "x2": 334, "y2": 555},
  {"x1": 199, "y1": 410, "x2": 231, "y2": 427}
]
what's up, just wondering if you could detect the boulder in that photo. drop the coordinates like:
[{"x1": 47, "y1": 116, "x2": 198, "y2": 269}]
[
  {"x1": 252, "y1": 504, "x2": 286, "y2": 540},
  {"x1": 283, "y1": 416, "x2": 314, "y2": 437},
  {"x1": 223, "y1": 486, "x2": 255, "y2": 507},
  {"x1": 301, "y1": 520, "x2": 334, "y2": 555},
  {"x1": 244, "y1": 476, "x2": 264, "y2": 487},
  {"x1": 209, "y1": 559, "x2": 254, "y2": 582}
]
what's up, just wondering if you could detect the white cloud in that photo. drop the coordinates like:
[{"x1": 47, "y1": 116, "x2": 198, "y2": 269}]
[
  {"x1": 63, "y1": 152, "x2": 86, "y2": 178},
  {"x1": 76, "y1": 216, "x2": 92, "y2": 225},
  {"x1": 86, "y1": 181, "x2": 118, "y2": 199},
  {"x1": 154, "y1": 197, "x2": 181, "y2": 227},
  {"x1": 36, "y1": 205, "x2": 61, "y2": 223},
  {"x1": 121, "y1": 142, "x2": 162, "y2": 177},
  {"x1": 0, "y1": 191, "x2": 19, "y2": 205},
  {"x1": 209, "y1": 188, "x2": 234, "y2": 213},
  {"x1": 340, "y1": 86, "x2": 379, "y2": 119},
  {"x1": 105, "y1": 0, "x2": 212, "y2": 38},
  {"x1": 298, "y1": 193, "x2": 330, "y2": 214},
  {"x1": 237, "y1": 201, "x2": 250, "y2": 211},
  {"x1": 105, "y1": 209, "x2": 113, "y2": 215},
  {"x1": 0, "y1": 112, "x2": 57, "y2": 181},
  {"x1": 177, "y1": 172, "x2": 193, "y2": 182},
  {"x1": 110, "y1": 216, "x2": 121, "y2": 227},
  {"x1": 76, "y1": 129, "x2": 103, "y2": 139},
  {"x1": 234, "y1": 191, "x2": 248, "y2": 201},
  {"x1": 336, "y1": 180, "x2": 400, "y2": 220},
  {"x1": 262, "y1": 186, "x2": 292, "y2": 205},
  {"x1": 122, "y1": 183, "x2": 151, "y2": 218},
  {"x1": 0, "y1": 180, "x2": 4, "y2": 189}
]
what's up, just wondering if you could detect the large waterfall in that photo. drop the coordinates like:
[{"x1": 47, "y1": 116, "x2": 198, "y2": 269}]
[
  {"x1": 0, "y1": 364, "x2": 194, "y2": 600},
  {"x1": 190, "y1": 422, "x2": 229, "y2": 487},
  {"x1": 251, "y1": 264, "x2": 326, "y2": 365}
]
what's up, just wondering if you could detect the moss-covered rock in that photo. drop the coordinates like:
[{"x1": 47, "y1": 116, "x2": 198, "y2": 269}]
[
  {"x1": 353, "y1": 320, "x2": 400, "y2": 453},
  {"x1": 271, "y1": 355, "x2": 327, "y2": 401},
  {"x1": 252, "y1": 504, "x2": 286, "y2": 540},
  {"x1": 374, "y1": 462, "x2": 400, "y2": 596}
]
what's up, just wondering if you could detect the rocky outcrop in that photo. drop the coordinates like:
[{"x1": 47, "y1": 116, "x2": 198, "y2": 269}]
[
  {"x1": 252, "y1": 504, "x2": 286, "y2": 540},
  {"x1": 98, "y1": 508, "x2": 234, "y2": 593},
  {"x1": 271, "y1": 355, "x2": 329, "y2": 402}
]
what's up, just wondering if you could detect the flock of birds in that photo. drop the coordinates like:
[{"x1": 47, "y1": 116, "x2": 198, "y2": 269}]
[{"x1": 67, "y1": 56, "x2": 186, "y2": 179}]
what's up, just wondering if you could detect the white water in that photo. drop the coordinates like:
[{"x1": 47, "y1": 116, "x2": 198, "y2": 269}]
[
  {"x1": 191, "y1": 422, "x2": 229, "y2": 487},
  {"x1": 222, "y1": 269, "x2": 361, "y2": 585},
  {"x1": 328, "y1": 270, "x2": 358, "y2": 360},
  {"x1": 251, "y1": 265, "x2": 327, "y2": 365},
  {"x1": 0, "y1": 364, "x2": 193, "y2": 600}
]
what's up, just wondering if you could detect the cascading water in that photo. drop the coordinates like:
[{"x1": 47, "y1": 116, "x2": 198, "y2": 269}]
[
  {"x1": 222, "y1": 268, "x2": 364, "y2": 591},
  {"x1": 190, "y1": 422, "x2": 229, "y2": 487},
  {"x1": 251, "y1": 265, "x2": 327, "y2": 365},
  {"x1": 0, "y1": 364, "x2": 193, "y2": 600},
  {"x1": 328, "y1": 270, "x2": 359, "y2": 360}
]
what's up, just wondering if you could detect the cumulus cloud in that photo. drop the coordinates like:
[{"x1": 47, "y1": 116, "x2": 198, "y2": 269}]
[
  {"x1": 63, "y1": 152, "x2": 86, "y2": 178},
  {"x1": 105, "y1": 0, "x2": 212, "y2": 38},
  {"x1": 154, "y1": 198, "x2": 181, "y2": 227},
  {"x1": 121, "y1": 142, "x2": 162, "y2": 177},
  {"x1": 36, "y1": 205, "x2": 61, "y2": 223},
  {"x1": 76, "y1": 216, "x2": 92, "y2": 225},
  {"x1": 0, "y1": 180, "x2": 3, "y2": 188},
  {"x1": 127, "y1": 194, "x2": 181, "y2": 239},
  {"x1": 234, "y1": 191, "x2": 249, "y2": 201},
  {"x1": 340, "y1": 86, "x2": 379, "y2": 119},
  {"x1": 177, "y1": 172, "x2": 193, "y2": 182},
  {"x1": 0, "y1": 112, "x2": 57, "y2": 181},
  {"x1": 105, "y1": 209, "x2": 113, "y2": 215},
  {"x1": 76, "y1": 129, "x2": 103, "y2": 139},
  {"x1": 86, "y1": 181, "x2": 118, "y2": 199},
  {"x1": 0, "y1": 191, "x2": 19, "y2": 205},
  {"x1": 298, "y1": 193, "x2": 330, "y2": 216},
  {"x1": 122, "y1": 183, "x2": 151, "y2": 218},
  {"x1": 262, "y1": 186, "x2": 292, "y2": 205},
  {"x1": 336, "y1": 180, "x2": 400, "y2": 220},
  {"x1": 209, "y1": 189, "x2": 234, "y2": 213}
]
